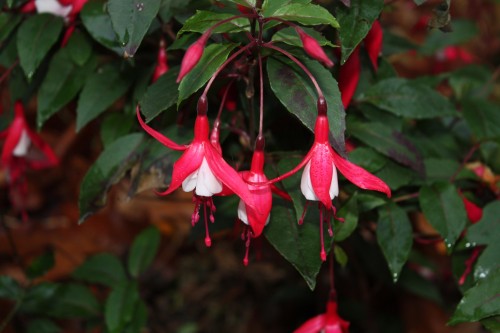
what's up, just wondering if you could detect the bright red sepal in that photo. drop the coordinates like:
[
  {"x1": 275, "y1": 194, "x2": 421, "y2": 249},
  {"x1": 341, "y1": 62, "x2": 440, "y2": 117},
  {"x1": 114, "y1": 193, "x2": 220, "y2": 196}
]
[
  {"x1": 364, "y1": 20, "x2": 383, "y2": 71},
  {"x1": 461, "y1": 196, "x2": 483, "y2": 224},
  {"x1": 1, "y1": 102, "x2": 59, "y2": 171},
  {"x1": 270, "y1": 114, "x2": 391, "y2": 208},
  {"x1": 338, "y1": 47, "x2": 360, "y2": 109},
  {"x1": 20, "y1": 0, "x2": 36, "y2": 13},
  {"x1": 294, "y1": 300, "x2": 350, "y2": 333},
  {"x1": 152, "y1": 38, "x2": 169, "y2": 82},
  {"x1": 238, "y1": 149, "x2": 272, "y2": 238},
  {"x1": 136, "y1": 106, "x2": 255, "y2": 209},
  {"x1": 176, "y1": 33, "x2": 209, "y2": 83},
  {"x1": 296, "y1": 27, "x2": 334, "y2": 68}
]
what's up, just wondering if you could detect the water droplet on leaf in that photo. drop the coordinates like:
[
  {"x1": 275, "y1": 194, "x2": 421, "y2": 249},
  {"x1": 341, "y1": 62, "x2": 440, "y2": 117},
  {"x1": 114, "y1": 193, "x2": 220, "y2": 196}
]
[{"x1": 136, "y1": 2, "x2": 144, "y2": 11}]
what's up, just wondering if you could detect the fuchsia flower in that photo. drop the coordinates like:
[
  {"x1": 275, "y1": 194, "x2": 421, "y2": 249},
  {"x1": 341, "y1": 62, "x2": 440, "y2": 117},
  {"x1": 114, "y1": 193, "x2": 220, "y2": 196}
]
[
  {"x1": 176, "y1": 33, "x2": 210, "y2": 83},
  {"x1": 270, "y1": 98, "x2": 391, "y2": 260},
  {"x1": 338, "y1": 20, "x2": 383, "y2": 108},
  {"x1": 136, "y1": 97, "x2": 256, "y2": 247},
  {"x1": 294, "y1": 300, "x2": 350, "y2": 333},
  {"x1": 0, "y1": 102, "x2": 58, "y2": 220},
  {"x1": 152, "y1": 38, "x2": 169, "y2": 82},
  {"x1": 296, "y1": 27, "x2": 334, "y2": 68}
]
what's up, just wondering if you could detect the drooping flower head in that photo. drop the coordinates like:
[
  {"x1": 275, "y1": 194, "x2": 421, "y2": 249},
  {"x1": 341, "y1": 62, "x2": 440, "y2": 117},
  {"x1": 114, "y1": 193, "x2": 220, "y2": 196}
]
[
  {"x1": 294, "y1": 300, "x2": 350, "y2": 333},
  {"x1": 270, "y1": 97, "x2": 391, "y2": 260},
  {"x1": 0, "y1": 102, "x2": 59, "y2": 220},
  {"x1": 136, "y1": 97, "x2": 256, "y2": 247}
]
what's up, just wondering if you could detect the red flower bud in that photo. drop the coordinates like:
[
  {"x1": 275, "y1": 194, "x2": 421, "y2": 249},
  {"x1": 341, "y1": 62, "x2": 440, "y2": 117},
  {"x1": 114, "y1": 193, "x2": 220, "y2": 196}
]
[
  {"x1": 152, "y1": 38, "x2": 169, "y2": 82},
  {"x1": 176, "y1": 34, "x2": 209, "y2": 83},
  {"x1": 296, "y1": 28, "x2": 333, "y2": 68},
  {"x1": 364, "y1": 20, "x2": 383, "y2": 71}
]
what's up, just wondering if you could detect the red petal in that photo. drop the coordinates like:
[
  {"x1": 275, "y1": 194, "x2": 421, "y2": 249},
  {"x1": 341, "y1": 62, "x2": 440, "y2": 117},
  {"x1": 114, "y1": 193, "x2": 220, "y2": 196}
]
[
  {"x1": 330, "y1": 147, "x2": 391, "y2": 197},
  {"x1": 294, "y1": 314, "x2": 326, "y2": 333},
  {"x1": 364, "y1": 20, "x2": 383, "y2": 71},
  {"x1": 1, "y1": 117, "x2": 24, "y2": 165},
  {"x1": 156, "y1": 144, "x2": 203, "y2": 196},
  {"x1": 25, "y1": 127, "x2": 59, "y2": 169},
  {"x1": 204, "y1": 144, "x2": 255, "y2": 210},
  {"x1": 338, "y1": 47, "x2": 360, "y2": 108},
  {"x1": 462, "y1": 196, "x2": 483, "y2": 224},
  {"x1": 136, "y1": 106, "x2": 187, "y2": 151},
  {"x1": 310, "y1": 144, "x2": 334, "y2": 209},
  {"x1": 243, "y1": 171, "x2": 272, "y2": 237}
]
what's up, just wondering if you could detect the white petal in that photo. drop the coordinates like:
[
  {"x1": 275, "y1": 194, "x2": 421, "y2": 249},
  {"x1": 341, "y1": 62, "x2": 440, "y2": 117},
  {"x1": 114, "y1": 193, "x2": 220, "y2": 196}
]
[
  {"x1": 300, "y1": 160, "x2": 319, "y2": 201},
  {"x1": 329, "y1": 162, "x2": 339, "y2": 199},
  {"x1": 12, "y1": 130, "x2": 31, "y2": 157},
  {"x1": 237, "y1": 200, "x2": 249, "y2": 225},
  {"x1": 300, "y1": 160, "x2": 339, "y2": 201},
  {"x1": 35, "y1": 0, "x2": 72, "y2": 18},
  {"x1": 181, "y1": 158, "x2": 222, "y2": 196}
]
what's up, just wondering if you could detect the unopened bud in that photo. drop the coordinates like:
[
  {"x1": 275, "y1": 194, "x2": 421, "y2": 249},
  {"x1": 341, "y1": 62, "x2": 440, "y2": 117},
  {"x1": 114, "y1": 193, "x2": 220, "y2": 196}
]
[
  {"x1": 152, "y1": 38, "x2": 169, "y2": 82},
  {"x1": 176, "y1": 34, "x2": 209, "y2": 83},
  {"x1": 296, "y1": 28, "x2": 334, "y2": 68}
]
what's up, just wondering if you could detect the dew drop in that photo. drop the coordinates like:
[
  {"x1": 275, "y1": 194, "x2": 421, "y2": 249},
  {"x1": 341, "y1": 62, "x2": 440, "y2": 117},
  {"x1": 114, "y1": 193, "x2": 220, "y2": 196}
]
[
  {"x1": 136, "y1": 2, "x2": 144, "y2": 11},
  {"x1": 392, "y1": 273, "x2": 399, "y2": 283},
  {"x1": 479, "y1": 272, "x2": 486, "y2": 279},
  {"x1": 465, "y1": 242, "x2": 471, "y2": 248}
]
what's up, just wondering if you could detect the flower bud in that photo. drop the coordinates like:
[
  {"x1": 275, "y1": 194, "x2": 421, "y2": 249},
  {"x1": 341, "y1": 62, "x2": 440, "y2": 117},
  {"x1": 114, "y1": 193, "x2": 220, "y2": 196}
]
[
  {"x1": 176, "y1": 33, "x2": 209, "y2": 83},
  {"x1": 152, "y1": 38, "x2": 169, "y2": 82},
  {"x1": 296, "y1": 28, "x2": 333, "y2": 68}
]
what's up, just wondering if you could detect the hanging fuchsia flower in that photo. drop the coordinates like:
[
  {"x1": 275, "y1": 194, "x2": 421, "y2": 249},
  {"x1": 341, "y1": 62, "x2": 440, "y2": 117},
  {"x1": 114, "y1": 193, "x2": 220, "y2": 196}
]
[
  {"x1": 294, "y1": 300, "x2": 350, "y2": 333},
  {"x1": 270, "y1": 98, "x2": 390, "y2": 260},
  {"x1": 136, "y1": 98, "x2": 256, "y2": 247},
  {"x1": 152, "y1": 38, "x2": 169, "y2": 82},
  {"x1": 296, "y1": 27, "x2": 334, "y2": 68},
  {"x1": 338, "y1": 20, "x2": 382, "y2": 108},
  {"x1": 177, "y1": 33, "x2": 210, "y2": 83},
  {"x1": 0, "y1": 102, "x2": 59, "y2": 220}
]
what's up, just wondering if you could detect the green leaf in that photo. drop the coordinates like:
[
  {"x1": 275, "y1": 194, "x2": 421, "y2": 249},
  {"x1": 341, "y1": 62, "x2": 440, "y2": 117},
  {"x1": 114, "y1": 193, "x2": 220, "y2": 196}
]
[
  {"x1": 16, "y1": 14, "x2": 64, "y2": 79},
  {"x1": 26, "y1": 250, "x2": 55, "y2": 280},
  {"x1": 26, "y1": 319, "x2": 61, "y2": 333},
  {"x1": 269, "y1": 3, "x2": 339, "y2": 29},
  {"x1": 333, "y1": 245, "x2": 348, "y2": 267},
  {"x1": 73, "y1": 253, "x2": 127, "y2": 287},
  {"x1": 66, "y1": 30, "x2": 93, "y2": 66},
  {"x1": 449, "y1": 268, "x2": 500, "y2": 325},
  {"x1": 481, "y1": 316, "x2": 500, "y2": 332},
  {"x1": 140, "y1": 67, "x2": 179, "y2": 122},
  {"x1": 360, "y1": 78, "x2": 456, "y2": 119},
  {"x1": 37, "y1": 49, "x2": 97, "y2": 128},
  {"x1": 348, "y1": 118, "x2": 424, "y2": 175},
  {"x1": 264, "y1": 158, "x2": 329, "y2": 290},
  {"x1": 271, "y1": 26, "x2": 335, "y2": 48},
  {"x1": 420, "y1": 20, "x2": 478, "y2": 55},
  {"x1": 267, "y1": 56, "x2": 345, "y2": 154},
  {"x1": 105, "y1": 282, "x2": 141, "y2": 333},
  {"x1": 462, "y1": 98, "x2": 500, "y2": 140},
  {"x1": 0, "y1": 12, "x2": 22, "y2": 43},
  {"x1": 46, "y1": 284, "x2": 101, "y2": 319},
  {"x1": 448, "y1": 65, "x2": 491, "y2": 99},
  {"x1": 123, "y1": 299, "x2": 148, "y2": 333},
  {"x1": 375, "y1": 160, "x2": 415, "y2": 190},
  {"x1": 398, "y1": 268, "x2": 443, "y2": 304},
  {"x1": 107, "y1": 0, "x2": 161, "y2": 57},
  {"x1": 81, "y1": 0, "x2": 122, "y2": 55},
  {"x1": 226, "y1": 0, "x2": 257, "y2": 7},
  {"x1": 128, "y1": 226, "x2": 161, "y2": 278},
  {"x1": 100, "y1": 113, "x2": 136, "y2": 148},
  {"x1": 466, "y1": 201, "x2": 500, "y2": 246},
  {"x1": 178, "y1": 11, "x2": 250, "y2": 35},
  {"x1": 376, "y1": 203, "x2": 413, "y2": 282},
  {"x1": 348, "y1": 147, "x2": 388, "y2": 173},
  {"x1": 262, "y1": 0, "x2": 310, "y2": 15},
  {"x1": 419, "y1": 182, "x2": 467, "y2": 248},
  {"x1": 474, "y1": 242, "x2": 500, "y2": 282},
  {"x1": 334, "y1": 193, "x2": 359, "y2": 242},
  {"x1": 0, "y1": 276, "x2": 22, "y2": 300},
  {"x1": 76, "y1": 63, "x2": 132, "y2": 131},
  {"x1": 336, "y1": 0, "x2": 384, "y2": 64},
  {"x1": 178, "y1": 43, "x2": 237, "y2": 104},
  {"x1": 79, "y1": 133, "x2": 144, "y2": 223},
  {"x1": 21, "y1": 283, "x2": 60, "y2": 314}
]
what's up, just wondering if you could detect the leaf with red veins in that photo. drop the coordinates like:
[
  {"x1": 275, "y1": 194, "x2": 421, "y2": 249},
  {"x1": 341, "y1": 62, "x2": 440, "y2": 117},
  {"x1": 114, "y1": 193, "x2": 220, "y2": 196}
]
[
  {"x1": 338, "y1": 47, "x2": 360, "y2": 108},
  {"x1": 330, "y1": 147, "x2": 391, "y2": 198},
  {"x1": 294, "y1": 314, "x2": 326, "y2": 333},
  {"x1": 309, "y1": 144, "x2": 335, "y2": 209},
  {"x1": 156, "y1": 144, "x2": 204, "y2": 196},
  {"x1": 136, "y1": 106, "x2": 187, "y2": 151},
  {"x1": 364, "y1": 20, "x2": 383, "y2": 71},
  {"x1": 204, "y1": 144, "x2": 256, "y2": 210}
]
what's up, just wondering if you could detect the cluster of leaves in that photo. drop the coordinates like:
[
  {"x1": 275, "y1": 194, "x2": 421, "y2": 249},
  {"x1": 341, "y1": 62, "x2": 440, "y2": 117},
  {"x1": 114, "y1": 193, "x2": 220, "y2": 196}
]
[
  {"x1": 0, "y1": 0, "x2": 499, "y2": 331},
  {"x1": 0, "y1": 226, "x2": 161, "y2": 332}
]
